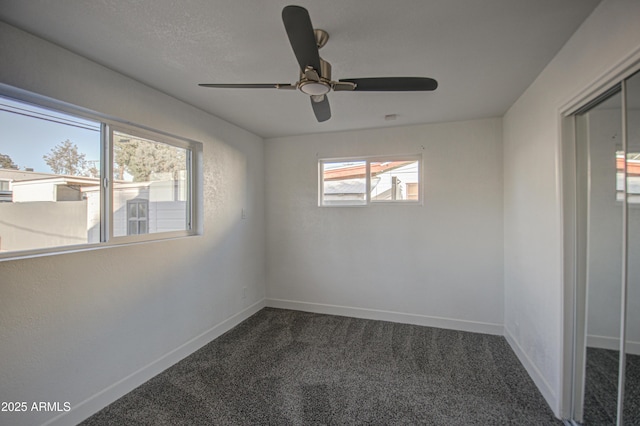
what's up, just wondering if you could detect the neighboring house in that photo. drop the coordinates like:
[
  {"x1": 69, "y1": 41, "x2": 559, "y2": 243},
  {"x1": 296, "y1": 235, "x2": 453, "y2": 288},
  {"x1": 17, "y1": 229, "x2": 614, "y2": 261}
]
[
  {"x1": 83, "y1": 178, "x2": 187, "y2": 238},
  {"x1": 0, "y1": 168, "x2": 186, "y2": 251},
  {"x1": 0, "y1": 168, "x2": 61, "y2": 202},
  {"x1": 11, "y1": 176, "x2": 98, "y2": 202}
]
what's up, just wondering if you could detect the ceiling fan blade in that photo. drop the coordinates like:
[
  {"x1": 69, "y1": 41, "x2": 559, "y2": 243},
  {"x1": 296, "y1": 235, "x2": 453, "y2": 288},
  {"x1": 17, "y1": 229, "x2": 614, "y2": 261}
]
[
  {"x1": 310, "y1": 95, "x2": 331, "y2": 122},
  {"x1": 338, "y1": 77, "x2": 438, "y2": 91},
  {"x1": 282, "y1": 5, "x2": 321, "y2": 73},
  {"x1": 198, "y1": 83, "x2": 296, "y2": 89}
]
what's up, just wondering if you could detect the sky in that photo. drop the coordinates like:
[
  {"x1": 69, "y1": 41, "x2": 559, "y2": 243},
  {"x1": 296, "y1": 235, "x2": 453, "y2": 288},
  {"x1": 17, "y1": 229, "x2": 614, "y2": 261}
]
[{"x1": 0, "y1": 96, "x2": 101, "y2": 174}]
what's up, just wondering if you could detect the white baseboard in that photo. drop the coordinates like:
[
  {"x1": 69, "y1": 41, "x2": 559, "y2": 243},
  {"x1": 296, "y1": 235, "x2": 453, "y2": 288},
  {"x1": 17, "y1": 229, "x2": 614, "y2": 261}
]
[
  {"x1": 43, "y1": 299, "x2": 266, "y2": 426},
  {"x1": 587, "y1": 334, "x2": 640, "y2": 355},
  {"x1": 266, "y1": 298, "x2": 504, "y2": 335},
  {"x1": 504, "y1": 326, "x2": 558, "y2": 417}
]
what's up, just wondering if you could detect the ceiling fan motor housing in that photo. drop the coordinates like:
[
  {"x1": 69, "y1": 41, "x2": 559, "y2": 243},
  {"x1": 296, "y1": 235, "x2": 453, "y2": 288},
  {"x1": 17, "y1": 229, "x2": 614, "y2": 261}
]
[{"x1": 298, "y1": 57, "x2": 332, "y2": 96}]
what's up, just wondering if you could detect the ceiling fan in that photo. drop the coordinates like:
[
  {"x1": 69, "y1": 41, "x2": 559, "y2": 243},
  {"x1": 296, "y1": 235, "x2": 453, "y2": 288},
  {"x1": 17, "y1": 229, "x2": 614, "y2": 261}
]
[{"x1": 199, "y1": 5, "x2": 438, "y2": 122}]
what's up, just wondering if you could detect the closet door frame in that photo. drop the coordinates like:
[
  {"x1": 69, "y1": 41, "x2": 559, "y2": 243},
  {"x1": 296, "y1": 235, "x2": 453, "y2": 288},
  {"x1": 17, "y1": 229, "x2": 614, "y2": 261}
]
[{"x1": 560, "y1": 57, "x2": 640, "y2": 423}]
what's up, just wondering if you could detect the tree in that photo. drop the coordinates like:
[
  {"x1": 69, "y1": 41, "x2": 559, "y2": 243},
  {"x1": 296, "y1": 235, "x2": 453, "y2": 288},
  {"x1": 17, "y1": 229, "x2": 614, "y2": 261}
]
[
  {"x1": 85, "y1": 160, "x2": 99, "y2": 179},
  {"x1": 114, "y1": 139, "x2": 137, "y2": 180},
  {"x1": 0, "y1": 153, "x2": 19, "y2": 169},
  {"x1": 114, "y1": 138, "x2": 185, "y2": 182},
  {"x1": 43, "y1": 139, "x2": 97, "y2": 177}
]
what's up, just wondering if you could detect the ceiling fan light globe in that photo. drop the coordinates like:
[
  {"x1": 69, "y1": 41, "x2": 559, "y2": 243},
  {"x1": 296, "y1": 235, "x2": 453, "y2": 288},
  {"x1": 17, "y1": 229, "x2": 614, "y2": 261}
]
[{"x1": 299, "y1": 81, "x2": 330, "y2": 96}]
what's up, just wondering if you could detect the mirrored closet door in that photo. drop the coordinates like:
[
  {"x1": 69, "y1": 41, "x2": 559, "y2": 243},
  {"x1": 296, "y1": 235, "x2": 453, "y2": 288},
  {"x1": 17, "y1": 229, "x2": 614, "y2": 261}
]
[
  {"x1": 575, "y1": 70, "x2": 639, "y2": 425},
  {"x1": 623, "y1": 70, "x2": 639, "y2": 425}
]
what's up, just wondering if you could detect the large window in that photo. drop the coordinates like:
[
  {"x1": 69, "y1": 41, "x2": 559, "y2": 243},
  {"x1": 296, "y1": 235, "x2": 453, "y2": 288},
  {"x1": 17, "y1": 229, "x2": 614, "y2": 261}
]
[
  {"x1": 319, "y1": 156, "x2": 422, "y2": 206},
  {"x1": 0, "y1": 94, "x2": 201, "y2": 258}
]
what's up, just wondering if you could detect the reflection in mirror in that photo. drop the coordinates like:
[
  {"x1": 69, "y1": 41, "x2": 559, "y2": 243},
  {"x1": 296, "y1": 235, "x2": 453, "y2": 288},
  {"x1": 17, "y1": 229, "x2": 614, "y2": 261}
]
[
  {"x1": 581, "y1": 90, "x2": 623, "y2": 424},
  {"x1": 624, "y1": 70, "x2": 640, "y2": 424}
]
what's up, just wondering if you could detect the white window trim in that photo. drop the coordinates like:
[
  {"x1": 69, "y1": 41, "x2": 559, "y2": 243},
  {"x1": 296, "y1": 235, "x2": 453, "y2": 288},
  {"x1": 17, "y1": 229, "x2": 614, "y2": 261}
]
[
  {"x1": 0, "y1": 84, "x2": 203, "y2": 262},
  {"x1": 319, "y1": 154, "x2": 423, "y2": 207}
]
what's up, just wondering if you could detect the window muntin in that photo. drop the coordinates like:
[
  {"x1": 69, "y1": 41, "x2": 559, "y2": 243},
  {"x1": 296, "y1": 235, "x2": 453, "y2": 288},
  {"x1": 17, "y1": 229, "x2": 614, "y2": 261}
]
[
  {"x1": 319, "y1": 156, "x2": 422, "y2": 206},
  {"x1": 0, "y1": 94, "x2": 199, "y2": 259}
]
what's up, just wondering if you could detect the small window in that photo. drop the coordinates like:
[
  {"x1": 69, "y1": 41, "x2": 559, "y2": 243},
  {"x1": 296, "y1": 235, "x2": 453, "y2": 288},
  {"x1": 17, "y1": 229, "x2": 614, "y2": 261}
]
[
  {"x1": 0, "y1": 179, "x2": 13, "y2": 203},
  {"x1": 127, "y1": 199, "x2": 148, "y2": 235},
  {"x1": 319, "y1": 156, "x2": 421, "y2": 206}
]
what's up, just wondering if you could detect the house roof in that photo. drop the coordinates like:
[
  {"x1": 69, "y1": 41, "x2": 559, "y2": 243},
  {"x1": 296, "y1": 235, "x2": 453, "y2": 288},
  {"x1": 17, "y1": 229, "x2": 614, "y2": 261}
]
[
  {"x1": 0, "y1": 168, "x2": 63, "y2": 182},
  {"x1": 10, "y1": 176, "x2": 100, "y2": 187},
  {"x1": 617, "y1": 158, "x2": 640, "y2": 176},
  {"x1": 324, "y1": 178, "x2": 366, "y2": 195}
]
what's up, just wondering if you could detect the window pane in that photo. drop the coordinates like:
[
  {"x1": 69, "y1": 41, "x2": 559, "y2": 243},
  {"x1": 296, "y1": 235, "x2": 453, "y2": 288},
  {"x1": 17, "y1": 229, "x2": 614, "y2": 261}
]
[
  {"x1": 321, "y1": 161, "x2": 367, "y2": 206},
  {"x1": 113, "y1": 131, "x2": 188, "y2": 237},
  {"x1": 0, "y1": 96, "x2": 101, "y2": 252},
  {"x1": 128, "y1": 220, "x2": 138, "y2": 235},
  {"x1": 138, "y1": 201, "x2": 147, "y2": 218},
  {"x1": 370, "y1": 160, "x2": 420, "y2": 202},
  {"x1": 128, "y1": 202, "x2": 138, "y2": 218}
]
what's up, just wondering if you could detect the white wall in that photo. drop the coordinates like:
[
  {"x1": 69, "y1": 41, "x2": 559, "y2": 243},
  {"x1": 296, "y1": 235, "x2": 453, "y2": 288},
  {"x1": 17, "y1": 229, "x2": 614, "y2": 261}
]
[
  {"x1": 503, "y1": 0, "x2": 640, "y2": 417},
  {"x1": 265, "y1": 118, "x2": 504, "y2": 334},
  {"x1": 0, "y1": 22, "x2": 265, "y2": 426},
  {"x1": 12, "y1": 181, "x2": 59, "y2": 202}
]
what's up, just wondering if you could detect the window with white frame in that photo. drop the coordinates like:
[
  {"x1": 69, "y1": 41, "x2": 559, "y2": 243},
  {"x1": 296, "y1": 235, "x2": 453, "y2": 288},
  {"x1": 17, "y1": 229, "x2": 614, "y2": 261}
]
[
  {"x1": 126, "y1": 199, "x2": 149, "y2": 235},
  {"x1": 319, "y1": 156, "x2": 422, "y2": 206},
  {"x1": 0, "y1": 93, "x2": 201, "y2": 258}
]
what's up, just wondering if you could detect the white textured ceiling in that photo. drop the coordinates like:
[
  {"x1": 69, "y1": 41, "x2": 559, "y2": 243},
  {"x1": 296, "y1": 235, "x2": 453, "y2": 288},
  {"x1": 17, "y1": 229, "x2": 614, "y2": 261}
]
[{"x1": 0, "y1": 0, "x2": 601, "y2": 138}]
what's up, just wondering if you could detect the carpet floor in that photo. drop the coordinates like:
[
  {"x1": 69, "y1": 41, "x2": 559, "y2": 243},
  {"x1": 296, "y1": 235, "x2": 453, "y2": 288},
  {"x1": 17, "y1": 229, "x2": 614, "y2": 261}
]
[
  {"x1": 80, "y1": 308, "x2": 561, "y2": 425},
  {"x1": 583, "y1": 347, "x2": 640, "y2": 425}
]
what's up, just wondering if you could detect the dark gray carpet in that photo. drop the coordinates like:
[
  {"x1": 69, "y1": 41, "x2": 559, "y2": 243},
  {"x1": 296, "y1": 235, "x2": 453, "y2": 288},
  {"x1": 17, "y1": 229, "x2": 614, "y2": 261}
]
[
  {"x1": 80, "y1": 308, "x2": 561, "y2": 425},
  {"x1": 583, "y1": 347, "x2": 640, "y2": 425}
]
